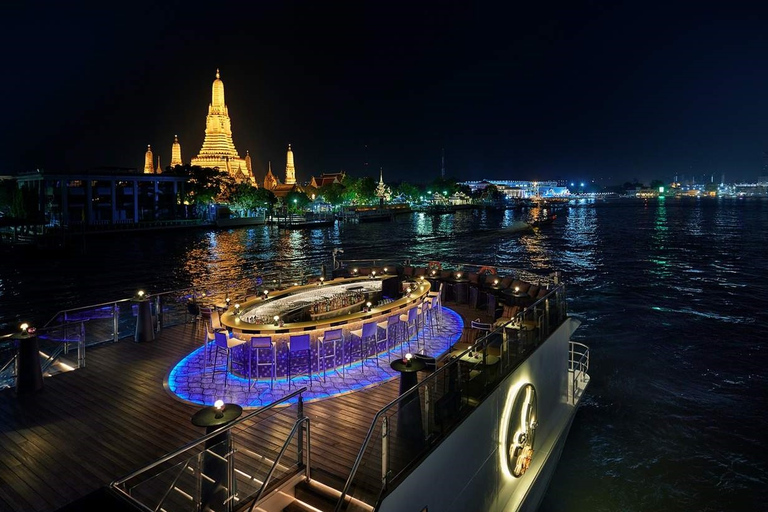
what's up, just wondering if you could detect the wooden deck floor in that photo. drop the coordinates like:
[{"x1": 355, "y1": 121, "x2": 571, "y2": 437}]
[{"x1": 0, "y1": 301, "x2": 490, "y2": 512}]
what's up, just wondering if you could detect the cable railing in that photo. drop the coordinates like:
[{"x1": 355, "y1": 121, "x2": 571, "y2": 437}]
[
  {"x1": 110, "y1": 388, "x2": 309, "y2": 512},
  {"x1": 334, "y1": 284, "x2": 569, "y2": 511},
  {"x1": 0, "y1": 320, "x2": 89, "y2": 390}
]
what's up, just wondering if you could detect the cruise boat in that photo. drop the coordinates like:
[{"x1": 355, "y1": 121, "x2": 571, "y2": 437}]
[{"x1": 0, "y1": 259, "x2": 589, "y2": 512}]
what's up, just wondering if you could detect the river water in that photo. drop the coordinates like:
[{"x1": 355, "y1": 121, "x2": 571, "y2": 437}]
[{"x1": 1, "y1": 197, "x2": 766, "y2": 511}]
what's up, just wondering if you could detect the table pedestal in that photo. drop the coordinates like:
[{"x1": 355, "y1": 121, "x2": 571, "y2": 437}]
[
  {"x1": 14, "y1": 333, "x2": 43, "y2": 394},
  {"x1": 390, "y1": 359, "x2": 426, "y2": 445},
  {"x1": 191, "y1": 404, "x2": 243, "y2": 512},
  {"x1": 134, "y1": 299, "x2": 155, "y2": 343}
]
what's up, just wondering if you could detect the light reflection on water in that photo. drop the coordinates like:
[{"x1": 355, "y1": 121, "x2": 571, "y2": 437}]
[{"x1": 2, "y1": 199, "x2": 767, "y2": 511}]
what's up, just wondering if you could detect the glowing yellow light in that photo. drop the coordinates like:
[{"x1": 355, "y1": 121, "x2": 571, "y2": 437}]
[{"x1": 20, "y1": 323, "x2": 29, "y2": 332}]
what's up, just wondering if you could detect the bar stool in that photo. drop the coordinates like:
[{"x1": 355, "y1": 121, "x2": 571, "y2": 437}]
[
  {"x1": 428, "y1": 282, "x2": 443, "y2": 312},
  {"x1": 378, "y1": 314, "x2": 400, "y2": 362},
  {"x1": 249, "y1": 336, "x2": 275, "y2": 391},
  {"x1": 350, "y1": 321, "x2": 379, "y2": 372},
  {"x1": 398, "y1": 307, "x2": 419, "y2": 349},
  {"x1": 317, "y1": 328, "x2": 344, "y2": 381},
  {"x1": 211, "y1": 331, "x2": 248, "y2": 387},
  {"x1": 201, "y1": 323, "x2": 216, "y2": 369},
  {"x1": 288, "y1": 334, "x2": 313, "y2": 389},
  {"x1": 419, "y1": 297, "x2": 436, "y2": 337}
]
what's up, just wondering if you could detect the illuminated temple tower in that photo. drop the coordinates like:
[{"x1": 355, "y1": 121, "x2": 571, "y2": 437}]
[
  {"x1": 143, "y1": 145, "x2": 154, "y2": 174},
  {"x1": 285, "y1": 144, "x2": 296, "y2": 184},
  {"x1": 170, "y1": 135, "x2": 183, "y2": 168},
  {"x1": 191, "y1": 69, "x2": 253, "y2": 183},
  {"x1": 264, "y1": 161, "x2": 278, "y2": 190}
]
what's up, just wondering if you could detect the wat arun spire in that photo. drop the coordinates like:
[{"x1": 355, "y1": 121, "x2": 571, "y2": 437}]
[{"x1": 191, "y1": 69, "x2": 254, "y2": 184}]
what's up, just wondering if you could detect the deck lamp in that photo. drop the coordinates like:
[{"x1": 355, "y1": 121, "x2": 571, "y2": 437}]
[
  {"x1": 366, "y1": 301, "x2": 372, "y2": 312},
  {"x1": 352, "y1": 268, "x2": 358, "y2": 275},
  {"x1": 371, "y1": 270, "x2": 377, "y2": 278},
  {"x1": 137, "y1": 290, "x2": 146, "y2": 299},
  {"x1": 234, "y1": 304, "x2": 240, "y2": 317},
  {"x1": 515, "y1": 286, "x2": 520, "y2": 293},
  {"x1": 431, "y1": 269, "x2": 436, "y2": 276},
  {"x1": 494, "y1": 279, "x2": 499, "y2": 286},
  {"x1": 263, "y1": 289, "x2": 269, "y2": 299},
  {"x1": 383, "y1": 267, "x2": 388, "y2": 273},
  {"x1": 273, "y1": 315, "x2": 280, "y2": 326},
  {"x1": 225, "y1": 297, "x2": 231, "y2": 307},
  {"x1": 293, "y1": 282, "x2": 299, "y2": 287},
  {"x1": 19, "y1": 323, "x2": 29, "y2": 333},
  {"x1": 456, "y1": 272, "x2": 462, "y2": 279},
  {"x1": 405, "y1": 353, "x2": 413, "y2": 366},
  {"x1": 320, "y1": 276, "x2": 325, "y2": 285},
  {"x1": 214, "y1": 399, "x2": 225, "y2": 418}
]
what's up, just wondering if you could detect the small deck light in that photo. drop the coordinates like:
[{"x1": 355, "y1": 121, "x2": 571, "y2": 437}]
[
  {"x1": 137, "y1": 290, "x2": 146, "y2": 299},
  {"x1": 20, "y1": 323, "x2": 29, "y2": 333},
  {"x1": 214, "y1": 399, "x2": 225, "y2": 418},
  {"x1": 273, "y1": 315, "x2": 280, "y2": 325}
]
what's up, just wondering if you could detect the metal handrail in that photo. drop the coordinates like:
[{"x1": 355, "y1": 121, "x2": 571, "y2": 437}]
[
  {"x1": 334, "y1": 284, "x2": 565, "y2": 511},
  {"x1": 110, "y1": 387, "x2": 307, "y2": 491},
  {"x1": 247, "y1": 416, "x2": 310, "y2": 511}
]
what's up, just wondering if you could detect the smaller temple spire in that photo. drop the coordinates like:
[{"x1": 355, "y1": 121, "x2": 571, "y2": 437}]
[
  {"x1": 170, "y1": 134, "x2": 183, "y2": 167},
  {"x1": 285, "y1": 143, "x2": 296, "y2": 185},
  {"x1": 143, "y1": 145, "x2": 154, "y2": 174}
]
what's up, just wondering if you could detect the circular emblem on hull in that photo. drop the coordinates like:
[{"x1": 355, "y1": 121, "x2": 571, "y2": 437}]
[{"x1": 506, "y1": 383, "x2": 537, "y2": 477}]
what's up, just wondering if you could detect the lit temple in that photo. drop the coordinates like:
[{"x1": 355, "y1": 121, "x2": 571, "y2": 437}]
[
  {"x1": 170, "y1": 135, "x2": 183, "y2": 168},
  {"x1": 143, "y1": 145, "x2": 154, "y2": 174},
  {"x1": 190, "y1": 69, "x2": 254, "y2": 184},
  {"x1": 285, "y1": 144, "x2": 296, "y2": 185}
]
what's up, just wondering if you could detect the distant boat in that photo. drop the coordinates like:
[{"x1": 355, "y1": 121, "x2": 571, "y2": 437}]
[{"x1": 529, "y1": 214, "x2": 557, "y2": 228}]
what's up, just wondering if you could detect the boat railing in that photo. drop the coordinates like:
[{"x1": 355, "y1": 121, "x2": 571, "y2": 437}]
[
  {"x1": 0, "y1": 320, "x2": 89, "y2": 390},
  {"x1": 334, "y1": 284, "x2": 569, "y2": 511},
  {"x1": 110, "y1": 388, "x2": 309, "y2": 512},
  {"x1": 0, "y1": 271, "x2": 323, "y2": 388},
  {"x1": 569, "y1": 341, "x2": 590, "y2": 404},
  {"x1": 335, "y1": 257, "x2": 558, "y2": 288}
]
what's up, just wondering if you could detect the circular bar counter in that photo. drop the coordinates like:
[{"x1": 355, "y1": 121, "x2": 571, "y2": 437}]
[{"x1": 219, "y1": 275, "x2": 431, "y2": 380}]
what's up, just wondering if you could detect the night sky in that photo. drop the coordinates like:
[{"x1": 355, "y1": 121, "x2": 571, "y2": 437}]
[{"x1": 5, "y1": 1, "x2": 768, "y2": 185}]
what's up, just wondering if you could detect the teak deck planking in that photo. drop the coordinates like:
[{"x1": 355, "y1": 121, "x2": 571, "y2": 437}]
[{"x1": 0, "y1": 301, "x2": 486, "y2": 512}]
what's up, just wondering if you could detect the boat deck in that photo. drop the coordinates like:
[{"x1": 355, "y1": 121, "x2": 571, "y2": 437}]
[{"x1": 0, "y1": 301, "x2": 489, "y2": 512}]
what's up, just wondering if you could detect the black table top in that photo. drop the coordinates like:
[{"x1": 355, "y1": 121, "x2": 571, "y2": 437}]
[
  {"x1": 191, "y1": 403, "x2": 243, "y2": 428},
  {"x1": 502, "y1": 289, "x2": 528, "y2": 298},
  {"x1": 390, "y1": 358, "x2": 426, "y2": 373}
]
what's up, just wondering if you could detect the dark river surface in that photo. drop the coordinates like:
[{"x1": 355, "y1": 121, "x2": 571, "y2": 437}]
[{"x1": 1, "y1": 197, "x2": 766, "y2": 511}]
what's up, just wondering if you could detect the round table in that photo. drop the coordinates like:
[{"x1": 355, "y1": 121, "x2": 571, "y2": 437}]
[
  {"x1": 390, "y1": 358, "x2": 426, "y2": 395},
  {"x1": 12, "y1": 331, "x2": 44, "y2": 394},
  {"x1": 133, "y1": 298, "x2": 155, "y2": 342},
  {"x1": 390, "y1": 358, "x2": 426, "y2": 443},
  {"x1": 191, "y1": 403, "x2": 243, "y2": 510},
  {"x1": 501, "y1": 289, "x2": 529, "y2": 306}
]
